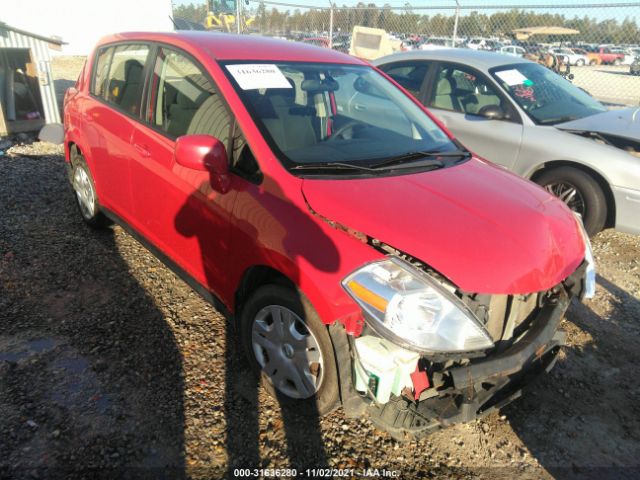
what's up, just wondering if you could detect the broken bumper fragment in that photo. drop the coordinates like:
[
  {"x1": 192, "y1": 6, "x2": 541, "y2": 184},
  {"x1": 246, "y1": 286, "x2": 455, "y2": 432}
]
[{"x1": 335, "y1": 285, "x2": 573, "y2": 440}]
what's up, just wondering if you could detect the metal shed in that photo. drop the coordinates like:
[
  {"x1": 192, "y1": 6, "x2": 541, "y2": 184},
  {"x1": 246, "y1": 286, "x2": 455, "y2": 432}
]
[{"x1": 0, "y1": 22, "x2": 63, "y2": 136}]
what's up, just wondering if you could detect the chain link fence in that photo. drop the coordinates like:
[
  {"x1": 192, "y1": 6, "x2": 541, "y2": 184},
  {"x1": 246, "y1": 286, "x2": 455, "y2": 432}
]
[{"x1": 173, "y1": 1, "x2": 640, "y2": 106}]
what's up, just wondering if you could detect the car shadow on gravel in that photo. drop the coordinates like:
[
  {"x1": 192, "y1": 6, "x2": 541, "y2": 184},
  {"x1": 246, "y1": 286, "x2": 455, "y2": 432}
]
[
  {"x1": 175, "y1": 176, "x2": 338, "y2": 476},
  {"x1": 0, "y1": 154, "x2": 186, "y2": 478},
  {"x1": 504, "y1": 275, "x2": 640, "y2": 479}
]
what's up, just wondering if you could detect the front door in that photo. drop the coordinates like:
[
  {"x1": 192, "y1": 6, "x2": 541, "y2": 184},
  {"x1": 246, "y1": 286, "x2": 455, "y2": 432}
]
[
  {"x1": 426, "y1": 62, "x2": 524, "y2": 169},
  {"x1": 129, "y1": 46, "x2": 238, "y2": 297}
]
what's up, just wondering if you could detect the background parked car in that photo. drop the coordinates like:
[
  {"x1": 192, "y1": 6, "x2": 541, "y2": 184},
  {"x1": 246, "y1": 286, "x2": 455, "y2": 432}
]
[
  {"x1": 586, "y1": 46, "x2": 625, "y2": 65},
  {"x1": 499, "y1": 45, "x2": 526, "y2": 57},
  {"x1": 572, "y1": 47, "x2": 602, "y2": 65},
  {"x1": 548, "y1": 47, "x2": 589, "y2": 66},
  {"x1": 631, "y1": 57, "x2": 640, "y2": 75},
  {"x1": 374, "y1": 49, "x2": 640, "y2": 236}
]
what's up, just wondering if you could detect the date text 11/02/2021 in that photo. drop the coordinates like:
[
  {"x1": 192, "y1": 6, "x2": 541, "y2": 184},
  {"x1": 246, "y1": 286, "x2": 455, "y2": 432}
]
[{"x1": 232, "y1": 468, "x2": 401, "y2": 477}]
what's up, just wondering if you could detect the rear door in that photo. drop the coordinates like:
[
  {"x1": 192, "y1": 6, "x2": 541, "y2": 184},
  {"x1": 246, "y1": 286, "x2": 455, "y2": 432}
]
[
  {"x1": 129, "y1": 46, "x2": 237, "y2": 297},
  {"x1": 83, "y1": 43, "x2": 150, "y2": 219},
  {"x1": 425, "y1": 62, "x2": 523, "y2": 169}
]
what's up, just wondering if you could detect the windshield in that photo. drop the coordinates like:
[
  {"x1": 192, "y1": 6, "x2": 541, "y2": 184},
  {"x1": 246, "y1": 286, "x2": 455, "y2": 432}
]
[
  {"x1": 222, "y1": 62, "x2": 458, "y2": 170},
  {"x1": 490, "y1": 63, "x2": 607, "y2": 125}
]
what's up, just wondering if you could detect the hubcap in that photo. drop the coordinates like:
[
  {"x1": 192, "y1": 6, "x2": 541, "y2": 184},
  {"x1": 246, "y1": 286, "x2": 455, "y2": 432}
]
[
  {"x1": 544, "y1": 181, "x2": 586, "y2": 217},
  {"x1": 251, "y1": 305, "x2": 324, "y2": 399},
  {"x1": 73, "y1": 166, "x2": 96, "y2": 219}
]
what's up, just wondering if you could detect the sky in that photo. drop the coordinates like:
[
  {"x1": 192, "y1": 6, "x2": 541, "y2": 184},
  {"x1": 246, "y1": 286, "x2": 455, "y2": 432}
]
[{"x1": 173, "y1": 0, "x2": 639, "y2": 22}]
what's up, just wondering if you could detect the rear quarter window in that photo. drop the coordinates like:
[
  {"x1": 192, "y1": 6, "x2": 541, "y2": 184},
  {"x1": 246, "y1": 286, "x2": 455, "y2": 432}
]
[
  {"x1": 91, "y1": 47, "x2": 114, "y2": 98},
  {"x1": 91, "y1": 43, "x2": 150, "y2": 116}
]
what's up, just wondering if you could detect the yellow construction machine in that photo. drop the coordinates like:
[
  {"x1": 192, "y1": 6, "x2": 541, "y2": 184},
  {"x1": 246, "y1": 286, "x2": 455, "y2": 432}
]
[{"x1": 205, "y1": 0, "x2": 255, "y2": 32}]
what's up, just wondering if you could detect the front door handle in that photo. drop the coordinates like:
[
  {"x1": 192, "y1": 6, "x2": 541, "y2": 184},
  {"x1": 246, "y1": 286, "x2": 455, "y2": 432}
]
[
  {"x1": 133, "y1": 143, "x2": 150, "y2": 158},
  {"x1": 354, "y1": 104, "x2": 367, "y2": 111}
]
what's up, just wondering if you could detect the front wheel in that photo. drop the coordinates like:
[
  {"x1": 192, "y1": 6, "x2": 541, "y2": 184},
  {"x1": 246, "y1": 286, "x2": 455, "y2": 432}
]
[
  {"x1": 535, "y1": 166, "x2": 607, "y2": 236},
  {"x1": 576, "y1": 59, "x2": 585, "y2": 67},
  {"x1": 613, "y1": 58, "x2": 622, "y2": 66},
  {"x1": 240, "y1": 284, "x2": 340, "y2": 415}
]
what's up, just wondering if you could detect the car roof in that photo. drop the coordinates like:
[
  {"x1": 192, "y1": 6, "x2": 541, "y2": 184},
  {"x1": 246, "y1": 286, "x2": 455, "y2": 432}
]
[
  {"x1": 374, "y1": 48, "x2": 535, "y2": 71},
  {"x1": 96, "y1": 31, "x2": 365, "y2": 64}
]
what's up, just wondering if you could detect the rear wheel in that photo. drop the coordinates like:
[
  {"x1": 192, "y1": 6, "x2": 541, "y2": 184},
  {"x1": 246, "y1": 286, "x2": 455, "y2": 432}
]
[
  {"x1": 239, "y1": 284, "x2": 339, "y2": 415},
  {"x1": 589, "y1": 59, "x2": 598, "y2": 66},
  {"x1": 535, "y1": 166, "x2": 607, "y2": 236},
  {"x1": 614, "y1": 58, "x2": 622, "y2": 66},
  {"x1": 70, "y1": 150, "x2": 110, "y2": 228},
  {"x1": 576, "y1": 59, "x2": 585, "y2": 67}
]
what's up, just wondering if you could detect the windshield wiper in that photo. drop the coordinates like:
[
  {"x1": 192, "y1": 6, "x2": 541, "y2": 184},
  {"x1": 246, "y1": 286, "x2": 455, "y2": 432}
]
[
  {"x1": 291, "y1": 162, "x2": 377, "y2": 173},
  {"x1": 371, "y1": 150, "x2": 470, "y2": 170}
]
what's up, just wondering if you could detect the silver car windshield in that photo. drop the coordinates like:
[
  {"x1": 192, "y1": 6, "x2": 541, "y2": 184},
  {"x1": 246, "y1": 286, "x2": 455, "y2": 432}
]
[
  {"x1": 223, "y1": 62, "x2": 459, "y2": 168},
  {"x1": 490, "y1": 63, "x2": 607, "y2": 125}
]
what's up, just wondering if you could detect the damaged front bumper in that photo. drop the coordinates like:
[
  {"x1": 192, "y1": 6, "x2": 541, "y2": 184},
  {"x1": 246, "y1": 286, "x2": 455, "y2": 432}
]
[{"x1": 333, "y1": 287, "x2": 571, "y2": 440}]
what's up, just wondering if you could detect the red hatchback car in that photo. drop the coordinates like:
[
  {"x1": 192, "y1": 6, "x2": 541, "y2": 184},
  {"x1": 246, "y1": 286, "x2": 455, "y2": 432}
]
[{"x1": 63, "y1": 32, "x2": 595, "y2": 438}]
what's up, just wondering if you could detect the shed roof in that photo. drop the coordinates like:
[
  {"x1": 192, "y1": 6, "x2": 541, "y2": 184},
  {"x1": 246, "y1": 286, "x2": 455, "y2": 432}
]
[{"x1": 0, "y1": 21, "x2": 65, "y2": 45}]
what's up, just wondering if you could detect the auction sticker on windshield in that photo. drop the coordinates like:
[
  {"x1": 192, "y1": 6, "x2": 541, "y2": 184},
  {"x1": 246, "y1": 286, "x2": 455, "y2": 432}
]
[
  {"x1": 226, "y1": 64, "x2": 292, "y2": 90},
  {"x1": 496, "y1": 69, "x2": 528, "y2": 86}
]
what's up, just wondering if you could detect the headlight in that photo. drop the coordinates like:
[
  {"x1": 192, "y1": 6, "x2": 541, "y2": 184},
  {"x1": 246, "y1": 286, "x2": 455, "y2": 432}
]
[
  {"x1": 342, "y1": 257, "x2": 494, "y2": 353},
  {"x1": 574, "y1": 214, "x2": 596, "y2": 299}
]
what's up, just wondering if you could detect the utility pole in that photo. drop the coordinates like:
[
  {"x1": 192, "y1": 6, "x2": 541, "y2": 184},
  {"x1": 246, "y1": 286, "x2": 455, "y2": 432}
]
[
  {"x1": 237, "y1": 0, "x2": 242, "y2": 34},
  {"x1": 329, "y1": 2, "x2": 334, "y2": 49},
  {"x1": 452, "y1": 0, "x2": 460, "y2": 47}
]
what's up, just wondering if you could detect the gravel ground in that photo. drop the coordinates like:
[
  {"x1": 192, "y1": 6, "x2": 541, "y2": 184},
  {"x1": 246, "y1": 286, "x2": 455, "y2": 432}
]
[{"x1": 0, "y1": 57, "x2": 639, "y2": 479}]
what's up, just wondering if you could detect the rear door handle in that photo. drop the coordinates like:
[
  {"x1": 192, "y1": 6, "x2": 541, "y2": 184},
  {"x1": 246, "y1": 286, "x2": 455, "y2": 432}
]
[
  {"x1": 133, "y1": 143, "x2": 150, "y2": 158},
  {"x1": 354, "y1": 104, "x2": 367, "y2": 111}
]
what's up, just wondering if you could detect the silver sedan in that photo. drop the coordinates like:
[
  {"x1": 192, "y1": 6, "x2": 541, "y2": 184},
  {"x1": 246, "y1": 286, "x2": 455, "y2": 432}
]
[{"x1": 373, "y1": 49, "x2": 640, "y2": 236}]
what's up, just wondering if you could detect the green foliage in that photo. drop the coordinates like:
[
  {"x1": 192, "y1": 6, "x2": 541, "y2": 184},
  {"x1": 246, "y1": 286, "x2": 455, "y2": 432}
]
[
  {"x1": 243, "y1": 4, "x2": 640, "y2": 45},
  {"x1": 173, "y1": 2, "x2": 209, "y2": 24}
]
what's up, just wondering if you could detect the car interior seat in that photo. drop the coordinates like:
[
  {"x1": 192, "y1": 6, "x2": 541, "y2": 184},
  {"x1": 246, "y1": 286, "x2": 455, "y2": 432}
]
[
  {"x1": 118, "y1": 59, "x2": 145, "y2": 114},
  {"x1": 167, "y1": 74, "x2": 213, "y2": 137},
  {"x1": 262, "y1": 80, "x2": 317, "y2": 153},
  {"x1": 432, "y1": 76, "x2": 462, "y2": 112}
]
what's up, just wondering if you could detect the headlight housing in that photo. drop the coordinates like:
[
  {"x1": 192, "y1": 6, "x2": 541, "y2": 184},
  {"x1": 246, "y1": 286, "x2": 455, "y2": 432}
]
[
  {"x1": 342, "y1": 257, "x2": 494, "y2": 353},
  {"x1": 574, "y1": 214, "x2": 596, "y2": 299}
]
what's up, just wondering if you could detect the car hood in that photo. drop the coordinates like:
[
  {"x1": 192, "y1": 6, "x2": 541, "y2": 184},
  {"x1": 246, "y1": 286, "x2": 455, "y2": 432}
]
[
  {"x1": 302, "y1": 158, "x2": 585, "y2": 294},
  {"x1": 555, "y1": 107, "x2": 640, "y2": 142}
]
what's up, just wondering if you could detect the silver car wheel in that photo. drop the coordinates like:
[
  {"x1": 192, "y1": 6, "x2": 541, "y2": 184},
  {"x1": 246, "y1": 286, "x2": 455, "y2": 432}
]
[
  {"x1": 73, "y1": 165, "x2": 96, "y2": 219},
  {"x1": 251, "y1": 305, "x2": 324, "y2": 399},
  {"x1": 545, "y1": 182, "x2": 585, "y2": 216}
]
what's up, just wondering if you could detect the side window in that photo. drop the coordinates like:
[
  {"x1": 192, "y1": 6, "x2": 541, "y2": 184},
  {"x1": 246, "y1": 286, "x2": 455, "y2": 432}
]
[
  {"x1": 91, "y1": 46, "x2": 115, "y2": 99},
  {"x1": 148, "y1": 47, "x2": 232, "y2": 143},
  {"x1": 429, "y1": 64, "x2": 504, "y2": 117},
  {"x1": 378, "y1": 62, "x2": 428, "y2": 98},
  {"x1": 99, "y1": 44, "x2": 149, "y2": 115}
]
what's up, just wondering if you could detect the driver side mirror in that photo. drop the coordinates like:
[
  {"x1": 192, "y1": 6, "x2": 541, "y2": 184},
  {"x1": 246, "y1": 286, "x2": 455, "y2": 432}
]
[
  {"x1": 174, "y1": 134, "x2": 231, "y2": 194},
  {"x1": 477, "y1": 104, "x2": 506, "y2": 120}
]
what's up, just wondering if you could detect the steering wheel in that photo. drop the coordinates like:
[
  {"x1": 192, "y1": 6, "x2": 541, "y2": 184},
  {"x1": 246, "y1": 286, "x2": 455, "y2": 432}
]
[{"x1": 327, "y1": 120, "x2": 368, "y2": 142}]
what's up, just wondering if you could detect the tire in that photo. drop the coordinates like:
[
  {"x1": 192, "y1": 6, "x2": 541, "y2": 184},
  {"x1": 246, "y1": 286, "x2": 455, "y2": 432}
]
[
  {"x1": 576, "y1": 59, "x2": 585, "y2": 67},
  {"x1": 70, "y1": 149, "x2": 111, "y2": 228},
  {"x1": 613, "y1": 58, "x2": 621, "y2": 66},
  {"x1": 239, "y1": 284, "x2": 340, "y2": 416},
  {"x1": 589, "y1": 59, "x2": 598, "y2": 66},
  {"x1": 535, "y1": 166, "x2": 607, "y2": 236}
]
